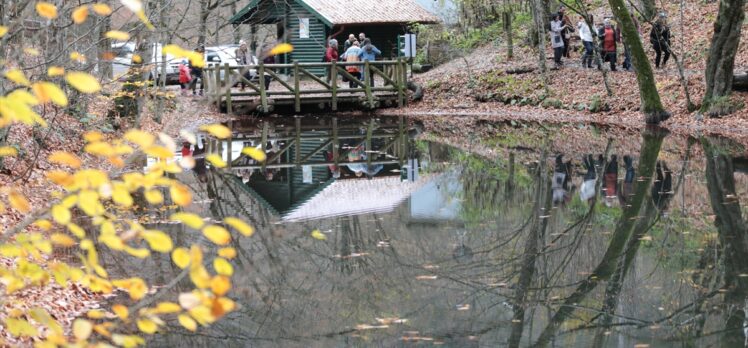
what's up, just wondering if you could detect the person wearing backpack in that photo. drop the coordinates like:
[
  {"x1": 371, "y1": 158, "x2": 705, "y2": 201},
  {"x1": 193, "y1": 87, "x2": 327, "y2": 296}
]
[{"x1": 650, "y1": 13, "x2": 671, "y2": 69}]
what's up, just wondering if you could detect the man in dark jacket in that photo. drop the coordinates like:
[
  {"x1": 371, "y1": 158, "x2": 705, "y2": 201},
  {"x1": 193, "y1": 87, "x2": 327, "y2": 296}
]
[
  {"x1": 598, "y1": 19, "x2": 619, "y2": 71},
  {"x1": 650, "y1": 13, "x2": 671, "y2": 69},
  {"x1": 189, "y1": 46, "x2": 205, "y2": 96}
]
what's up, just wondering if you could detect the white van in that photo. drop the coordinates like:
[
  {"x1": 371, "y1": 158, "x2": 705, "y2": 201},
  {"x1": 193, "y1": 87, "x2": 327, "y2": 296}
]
[{"x1": 111, "y1": 42, "x2": 180, "y2": 84}]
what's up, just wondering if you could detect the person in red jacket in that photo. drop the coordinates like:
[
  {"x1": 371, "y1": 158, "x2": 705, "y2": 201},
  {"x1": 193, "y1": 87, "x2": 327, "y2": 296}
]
[
  {"x1": 597, "y1": 18, "x2": 619, "y2": 71},
  {"x1": 323, "y1": 39, "x2": 339, "y2": 85}
]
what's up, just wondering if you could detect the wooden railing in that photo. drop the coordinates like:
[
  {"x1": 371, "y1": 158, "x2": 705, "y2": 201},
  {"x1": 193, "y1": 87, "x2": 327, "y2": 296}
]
[{"x1": 203, "y1": 59, "x2": 409, "y2": 114}]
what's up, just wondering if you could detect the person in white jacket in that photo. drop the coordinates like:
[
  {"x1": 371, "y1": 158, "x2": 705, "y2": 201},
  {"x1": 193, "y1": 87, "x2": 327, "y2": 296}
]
[
  {"x1": 578, "y1": 16, "x2": 594, "y2": 68},
  {"x1": 550, "y1": 14, "x2": 567, "y2": 67}
]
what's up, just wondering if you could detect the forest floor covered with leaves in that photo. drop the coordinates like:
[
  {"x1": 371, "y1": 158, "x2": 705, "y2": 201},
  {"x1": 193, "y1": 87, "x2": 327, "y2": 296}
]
[{"x1": 402, "y1": 0, "x2": 748, "y2": 140}]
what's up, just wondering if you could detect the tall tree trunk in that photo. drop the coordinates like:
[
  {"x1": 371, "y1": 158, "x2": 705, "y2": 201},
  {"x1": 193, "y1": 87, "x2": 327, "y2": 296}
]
[
  {"x1": 531, "y1": 0, "x2": 548, "y2": 91},
  {"x1": 198, "y1": 0, "x2": 209, "y2": 47},
  {"x1": 231, "y1": 0, "x2": 241, "y2": 43},
  {"x1": 97, "y1": 0, "x2": 113, "y2": 80},
  {"x1": 701, "y1": 0, "x2": 745, "y2": 116},
  {"x1": 609, "y1": 2, "x2": 670, "y2": 124},
  {"x1": 503, "y1": 9, "x2": 513, "y2": 60}
]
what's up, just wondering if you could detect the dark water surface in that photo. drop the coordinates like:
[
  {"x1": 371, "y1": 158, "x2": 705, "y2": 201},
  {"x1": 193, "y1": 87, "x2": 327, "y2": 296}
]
[{"x1": 108, "y1": 116, "x2": 748, "y2": 347}]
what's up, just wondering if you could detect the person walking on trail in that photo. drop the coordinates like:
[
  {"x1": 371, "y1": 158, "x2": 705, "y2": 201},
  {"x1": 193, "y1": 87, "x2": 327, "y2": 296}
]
[
  {"x1": 558, "y1": 7, "x2": 574, "y2": 58},
  {"x1": 650, "y1": 13, "x2": 671, "y2": 69},
  {"x1": 550, "y1": 14, "x2": 566, "y2": 68},
  {"x1": 358, "y1": 38, "x2": 381, "y2": 87},
  {"x1": 235, "y1": 40, "x2": 252, "y2": 91},
  {"x1": 189, "y1": 46, "x2": 205, "y2": 96},
  {"x1": 598, "y1": 18, "x2": 619, "y2": 71},
  {"x1": 262, "y1": 55, "x2": 274, "y2": 90},
  {"x1": 342, "y1": 40, "x2": 362, "y2": 88},
  {"x1": 578, "y1": 15, "x2": 594, "y2": 68},
  {"x1": 343, "y1": 34, "x2": 356, "y2": 52},
  {"x1": 178, "y1": 60, "x2": 191, "y2": 96},
  {"x1": 323, "y1": 39, "x2": 339, "y2": 85}
]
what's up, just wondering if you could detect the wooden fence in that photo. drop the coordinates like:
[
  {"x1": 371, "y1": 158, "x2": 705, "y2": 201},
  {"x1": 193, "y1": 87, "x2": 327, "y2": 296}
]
[{"x1": 203, "y1": 59, "x2": 409, "y2": 114}]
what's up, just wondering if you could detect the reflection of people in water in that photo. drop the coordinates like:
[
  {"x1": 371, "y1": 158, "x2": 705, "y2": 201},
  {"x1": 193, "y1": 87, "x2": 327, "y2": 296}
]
[
  {"x1": 192, "y1": 141, "x2": 207, "y2": 183},
  {"x1": 652, "y1": 161, "x2": 673, "y2": 211},
  {"x1": 618, "y1": 155, "x2": 635, "y2": 205},
  {"x1": 602, "y1": 155, "x2": 619, "y2": 207},
  {"x1": 552, "y1": 155, "x2": 574, "y2": 206},
  {"x1": 343, "y1": 144, "x2": 383, "y2": 178},
  {"x1": 580, "y1": 154, "x2": 597, "y2": 202}
]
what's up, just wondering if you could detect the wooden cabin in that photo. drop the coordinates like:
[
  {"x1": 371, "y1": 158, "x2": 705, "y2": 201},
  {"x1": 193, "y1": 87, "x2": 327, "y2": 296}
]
[{"x1": 229, "y1": 0, "x2": 439, "y2": 75}]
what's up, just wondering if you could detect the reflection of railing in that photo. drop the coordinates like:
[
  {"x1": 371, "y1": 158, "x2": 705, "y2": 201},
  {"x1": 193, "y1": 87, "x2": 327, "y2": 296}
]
[
  {"x1": 202, "y1": 117, "x2": 409, "y2": 172},
  {"x1": 203, "y1": 60, "x2": 409, "y2": 114}
]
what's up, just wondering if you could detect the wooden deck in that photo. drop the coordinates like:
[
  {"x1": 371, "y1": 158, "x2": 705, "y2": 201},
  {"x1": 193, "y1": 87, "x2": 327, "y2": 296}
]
[{"x1": 203, "y1": 60, "x2": 409, "y2": 115}]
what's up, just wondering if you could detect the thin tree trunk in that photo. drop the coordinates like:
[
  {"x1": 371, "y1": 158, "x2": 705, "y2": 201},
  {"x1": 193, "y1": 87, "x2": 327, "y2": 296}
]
[
  {"x1": 701, "y1": 0, "x2": 745, "y2": 115},
  {"x1": 198, "y1": 0, "x2": 208, "y2": 47},
  {"x1": 532, "y1": 0, "x2": 548, "y2": 91},
  {"x1": 503, "y1": 9, "x2": 513, "y2": 60},
  {"x1": 97, "y1": 0, "x2": 113, "y2": 80},
  {"x1": 608, "y1": 0, "x2": 669, "y2": 123}
]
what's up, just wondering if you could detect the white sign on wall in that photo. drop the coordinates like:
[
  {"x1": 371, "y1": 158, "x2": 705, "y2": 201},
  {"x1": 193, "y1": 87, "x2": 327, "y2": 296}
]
[{"x1": 299, "y1": 18, "x2": 310, "y2": 39}]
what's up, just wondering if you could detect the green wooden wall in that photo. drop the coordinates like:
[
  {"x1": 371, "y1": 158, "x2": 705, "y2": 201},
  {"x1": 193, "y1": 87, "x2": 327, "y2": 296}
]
[{"x1": 287, "y1": 1, "x2": 328, "y2": 76}]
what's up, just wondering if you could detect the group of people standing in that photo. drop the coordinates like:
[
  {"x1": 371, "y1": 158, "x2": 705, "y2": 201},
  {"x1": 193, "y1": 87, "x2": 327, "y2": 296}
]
[
  {"x1": 324, "y1": 32, "x2": 382, "y2": 88},
  {"x1": 550, "y1": 8, "x2": 672, "y2": 72}
]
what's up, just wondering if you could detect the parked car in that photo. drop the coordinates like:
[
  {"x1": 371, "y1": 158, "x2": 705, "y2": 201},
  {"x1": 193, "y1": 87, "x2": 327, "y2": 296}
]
[
  {"x1": 110, "y1": 42, "x2": 180, "y2": 85},
  {"x1": 205, "y1": 45, "x2": 258, "y2": 83}
]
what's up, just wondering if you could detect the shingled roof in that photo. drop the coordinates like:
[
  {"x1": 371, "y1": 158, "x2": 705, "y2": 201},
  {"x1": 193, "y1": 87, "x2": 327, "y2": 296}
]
[{"x1": 231, "y1": 0, "x2": 439, "y2": 26}]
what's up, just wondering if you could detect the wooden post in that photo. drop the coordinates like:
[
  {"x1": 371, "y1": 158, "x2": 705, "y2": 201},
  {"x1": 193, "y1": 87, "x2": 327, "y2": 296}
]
[
  {"x1": 258, "y1": 63, "x2": 268, "y2": 113},
  {"x1": 227, "y1": 120, "x2": 233, "y2": 169},
  {"x1": 366, "y1": 119, "x2": 374, "y2": 168},
  {"x1": 401, "y1": 59, "x2": 408, "y2": 106},
  {"x1": 213, "y1": 67, "x2": 221, "y2": 101},
  {"x1": 224, "y1": 63, "x2": 232, "y2": 114},
  {"x1": 396, "y1": 58, "x2": 405, "y2": 107},
  {"x1": 293, "y1": 61, "x2": 301, "y2": 113},
  {"x1": 332, "y1": 117, "x2": 339, "y2": 168},
  {"x1": 260, "y1": 121, "x2": 268, "y2": 172},
  {"x1": 203, "y1": 68, "x2": 210, "y2": 97},
  {"x1": 398, "y1": 114, "x2": 405, "y2": 165},
  {"x1": 295, "y1": 117, "x2": 301, "y2": 167},
  {"x1": 364, "y1": 60, "x2": 373, "y2": 109},
  {"x1": 331, "y1": 61, "x2": 338, "y2": 111}
]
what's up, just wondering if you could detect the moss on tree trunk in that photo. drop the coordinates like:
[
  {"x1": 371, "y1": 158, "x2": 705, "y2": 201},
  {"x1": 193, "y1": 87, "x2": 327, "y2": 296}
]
[
  {"x1": 702, "y1": 0, "x2": 745, "y2": 116},
  {"x1": 608, "y1": 1, "x2": 670, "y2": 124}
]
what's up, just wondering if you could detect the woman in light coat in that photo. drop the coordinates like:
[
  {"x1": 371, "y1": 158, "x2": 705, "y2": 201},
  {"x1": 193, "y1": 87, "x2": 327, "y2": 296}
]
[{"x1": 550, "y1": 14, "x2": 567, "y2": 67}]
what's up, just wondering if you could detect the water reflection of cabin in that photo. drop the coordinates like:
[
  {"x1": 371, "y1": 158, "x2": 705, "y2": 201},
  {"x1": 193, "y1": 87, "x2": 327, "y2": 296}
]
[
  {"x1": 229, "y1": 0, "x2": 438, "y2": 75},
  {"x1": 223, "y1": 117, "x2": 410, "y2": 217}
]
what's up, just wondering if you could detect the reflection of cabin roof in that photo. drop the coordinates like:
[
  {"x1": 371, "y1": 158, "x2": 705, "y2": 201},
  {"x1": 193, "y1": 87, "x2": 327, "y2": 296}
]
[
  {"x1": 231, "y1": 0, "x2": 439, "y2": 26},
  {"x1": 282, "y1": 176, "x2": 429, "y2": 222}
]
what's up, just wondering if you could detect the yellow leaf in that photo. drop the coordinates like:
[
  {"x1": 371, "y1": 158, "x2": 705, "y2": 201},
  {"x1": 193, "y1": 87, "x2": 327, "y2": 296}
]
[
  {"x1": 31, "y1": 82, "x2": 68, "y2": 107},
  {"x1": 100, "y1": 234, "x2": 125, "y2": 250},
  {"x1": 210, "y1": 275, "x2": 231, "y2": 296},
  {"x1": 206, "y1": 153, "x2": 226, "y2": 168},
  {"x1": 311, "y1": 229, "x2": 326, "y2": 240},
  {"x1": 223, "y1": 217, "x2": 254, "y2": 237},
  {"x1": 84, "y1": 141, "x2": 114, "y2": 156},
  {"x1": 218, "y1": 247, "x2": 236, "y2": 259},
  {"x1": 171, "y1": 212, "x2": 204, "y2": 229},
  {"x1": 155, "y1": 302, "x2": 181, "y2": 314},
  {"x1": 178, "y1": 314, "x2": 197, "y2": 331},
  {"x1": 123, "y1": 130, "x2": 154, "y2": 149},
  {"x1": 24, "y1": 47, "x2": 40, "y2": 56},
  {"x1": 50, "y1": 233, "x2": 76, "y2": 247},
  {"x1": 199, "y1": 124, "x2": 231, "y2": 139},
  {"x1": 0, "y1": 26, "x2": 7, "y2": 38},
  {"x1": 4, "y1": 68, "x2": 30, "y2": 86},
  {"x1": 65, "y1": 71, "x2": 101, "y2": 93},
  {"x1": 213, "y1": 257, "x2": 233, "y2": 276},
  {"x1": 92, "y1": 3, "x2": 112, "y2": 15},
  {"x1": 48, "y1": 151, "x2": 81, "y2": 168},
  {"x1": 214, "y1": 297, "x2": 236, "y2": 316},
  {"x1": 112, "y1": 304, "x2": 129, "y2": 320},
  {"x1": 188, "y1": 306, "x2": 215, "y2": 325},
  {"x1": 144, "y1": 145, "x2": 173, "y2": 159},
  {"x1": 112, "y1": 185, "x2": 133, "y2": 207},
  {"x1": 9, "y1": 190, "x2": 30, "y2": 213},
  {"x1": 73, "y1": 319, "x2": 92, "y2": 341},
  {"x1": 202, "y1": 225, "x2": 231, "y2": 245},
  {"x1": 136, "y1": 318, "x2": 158, "y2": 334},
  {"x1": 46, "y1": 170, "x2": 74, "y2": 186},
  {"x1": 190, "y1": 245, "x2": 203, "y2": 266},
  {"x1": 67, "y1": 223, "x2": 86, "y2": 238},
  {"x1": 51, "y1": 205, "x2": 71, "y2": 224},
  {"x1": 125, "y1": 246, "x2": 150, "y2": 258},
  {"x1": 47, "y1": 66, "x2": 65, "y2": 77},
  {"x1": 112, "y1": 277, "x2": 148, "y2": 300},
  {"x1": 170, "y1": 183, "x2": 192, "y2": 206},
  {"x1": 142, "y1": 230, "x2": 173, "y2": 253},
  {"x1": 69, "y1": 51, "x2": 86, "y2": 63},
  {"x1": 144, "y1": 189, "x2": 163, "y2": 205},
  {"x1": 6, "y1": 318, "x2": 38, "y2": 337},
  {"x1": 0, "y1": 146, "x2": 18, "y2": 156},
  {"x1": 171, "y1": 247, "x2": 190, "y2": 269},
  {"x1": 112, "y1": 334, "x2": 145, "y2": 347},
  {"x1": 241, "y1": 146, "x2": 266, "y2": 162},
  {"x1": 72, "y1": 6, "x2": 88, "y2": 24},
  {"x1": 36, "y1": 2, "x2": 58, "y2": 19},
  {"x1": 78, "y1": 189, "x2": 103, "y2": 216},
  {"x1": 87, "y1": 309, "x2": 106, "y2": 319},
  {"x1": 269, "y1": 43, "x2": 294, "y2": 56},
  {"x1": 34, "y1": 219, "x2": 52, "y2": 230},
  {"x1": 105, "y1": 30, "x2": 130, "y2": 41},
  {"x1": 189, "y1": 265, "x2": 211, "y2": 289}
]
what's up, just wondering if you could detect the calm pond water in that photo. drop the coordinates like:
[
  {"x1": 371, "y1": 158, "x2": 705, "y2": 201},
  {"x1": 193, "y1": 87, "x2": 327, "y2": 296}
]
[{"x1": 105, "y1": 116, "x2": 748, "y2": 347}]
